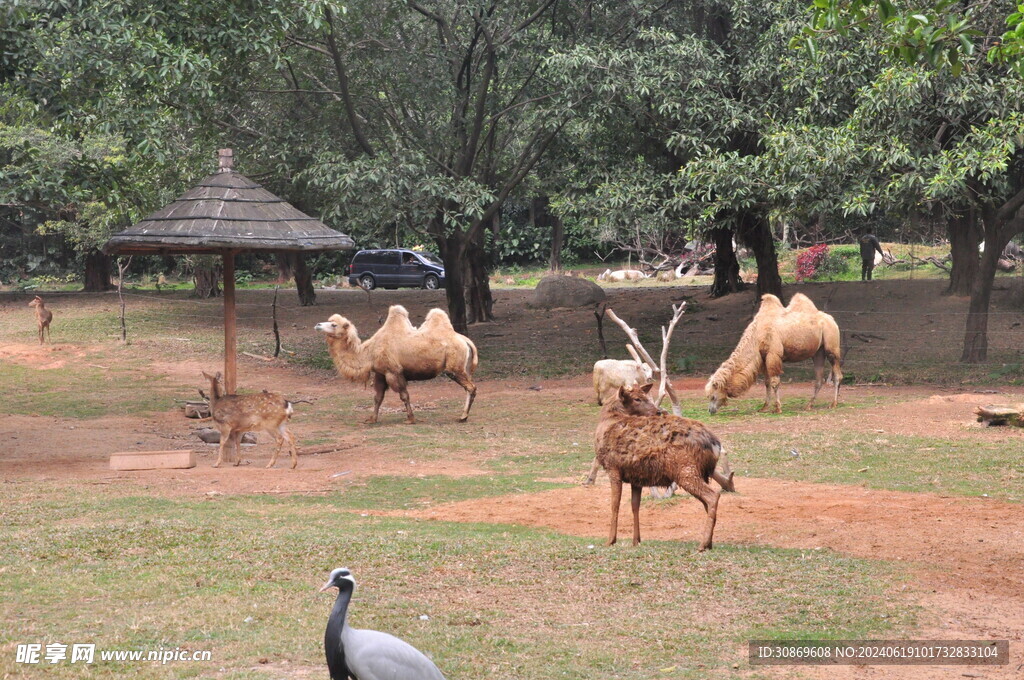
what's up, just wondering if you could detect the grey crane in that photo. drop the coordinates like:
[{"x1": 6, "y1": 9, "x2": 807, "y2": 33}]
[{"x1": 319, "y1": 567, "x2": 447, "y2": 680}]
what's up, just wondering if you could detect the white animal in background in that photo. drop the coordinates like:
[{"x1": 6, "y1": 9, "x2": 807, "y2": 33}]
[
  {"x1": 598, "y1": 269, "x2": 648, "y2": 282},
  {"x1": 591, "y1": 358, "x2": 654, "y2": 406}
]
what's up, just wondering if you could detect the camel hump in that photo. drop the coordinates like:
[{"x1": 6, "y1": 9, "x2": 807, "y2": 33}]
[
  {"x1": 382, "y1": 305, "x2": 415, "y2": 332},
  {"x1": 421, "y1": 308, "x2": 455, "y2": 333},
  {"x1": 786, "y1": 293, "x2": 820, "y2": 312},
  {"x1": 759, "y1": 293, "x2": 784, "y2": 309}
]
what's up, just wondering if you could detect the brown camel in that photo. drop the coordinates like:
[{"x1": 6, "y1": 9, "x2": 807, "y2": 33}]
[
  {"x1": 705, "y1": 293, "x2": 842, "y2": 414},
  {"x1": 315, "y1": 305, "x2": 478, "y2": 423}
]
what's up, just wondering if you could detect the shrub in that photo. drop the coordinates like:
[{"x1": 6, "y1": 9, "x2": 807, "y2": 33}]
[
  {"x1": 795, "y1": 244, "x2": 830, "y2": 281},
  {"x1": 796, "y1": 244, "x2": 851, "y2": 281}
]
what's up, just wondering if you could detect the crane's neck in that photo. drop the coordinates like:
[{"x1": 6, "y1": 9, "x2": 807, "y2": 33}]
[{"x1": 325, "y1": 582, "x2": 353, "y2": 679}]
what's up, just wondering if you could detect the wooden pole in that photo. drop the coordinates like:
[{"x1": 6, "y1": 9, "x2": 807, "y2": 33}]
[{"x1": 223, "y1": 251, "x2": 238, "y2": 395}]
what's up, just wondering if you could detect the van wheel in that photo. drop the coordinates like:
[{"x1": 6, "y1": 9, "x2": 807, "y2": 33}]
[
  {"x1": 359, "y1": 274, "x2": 376, "y2": 290},
  {"x1": 423, "y1": 274, "x2": 440, "y2": 290}
]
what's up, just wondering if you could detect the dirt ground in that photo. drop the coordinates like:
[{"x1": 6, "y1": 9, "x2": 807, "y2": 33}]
[{"x1": 2, "y1": 279, "x2": 1023, "y2": 678}]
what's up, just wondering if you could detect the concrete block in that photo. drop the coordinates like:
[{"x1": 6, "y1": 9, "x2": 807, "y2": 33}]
[{"x1": 110, "y1": 450, "x2": 196, "y2": 471}]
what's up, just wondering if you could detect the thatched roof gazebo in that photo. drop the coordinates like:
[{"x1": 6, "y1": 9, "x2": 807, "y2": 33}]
[{"x1": 104, "y1": 149, "x2": 354, "y2": 394}]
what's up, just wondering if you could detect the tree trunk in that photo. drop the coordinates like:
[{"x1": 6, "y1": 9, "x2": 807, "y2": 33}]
[
  {"x1": 736, "y1": 211, "x2": 782, "y2": 299},
  {"x1": 438, "y1": 232, "x2": 470, "y2": 334},
  {"x1": 82, "y1": 248, "x2": 113, "y2": 292},
  {"x1": 947, "y1": 207, "x2": 980, "y2": 296},
  {"x1": 293, "y1": 253, "x2": 316, "y2": 306},
  {"x1": 709, "y1": 226, "x2": 743, "y2": 297},
  {"x1": 960, "y1": 242, "x2": 1001, "y2": 362},
  {"x1": 193, "y1": 262, "x2": 221, "y2": 299},
  {"x1": 464, "y1": 234, "x2": 494, "y2": 324},
  {"x1": 275, "y1": 253, "x2": 294, "y2": 284},
  {"x1": 531, "y1": 196, "x2": 564, "y2": 272}
]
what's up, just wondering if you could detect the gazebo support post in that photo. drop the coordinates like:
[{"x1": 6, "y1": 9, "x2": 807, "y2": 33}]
[{"x1": 223, "y1": 250, "x2": 238, "y2": 395}]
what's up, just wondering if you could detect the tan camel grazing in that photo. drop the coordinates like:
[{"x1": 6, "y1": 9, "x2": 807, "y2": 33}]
[
  {"x1": 28, "y1": 296, "x2": 53, "y2": 344},
  {"x1": 201, "y1": 371, "x2": 298, "y2": 469},
  {"x1": 595, "y1": 383, "x2": 730, "y2": 551},
  {"x1": 705, "y1": 293, "x2": 842, "y2": 415},
  {"x1": 314, "y1": 305, "x2": 478, "y2": 424}
]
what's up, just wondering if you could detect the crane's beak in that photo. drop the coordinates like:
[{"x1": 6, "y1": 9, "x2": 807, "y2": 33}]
[{"x1": 318, "y1": 580, "x2": 335, "y2": 593}]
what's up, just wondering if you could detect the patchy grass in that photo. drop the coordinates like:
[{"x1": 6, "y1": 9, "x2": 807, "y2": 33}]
[
  {"x1": 0, "y1": 360, "x2": 181, "y2": 418},
  {"x1": 0, "y1": 484, "x2": 914, "y2": 680},
  {"x1": 726, "y1": 431, "x2": 1023, "y2": 502}
]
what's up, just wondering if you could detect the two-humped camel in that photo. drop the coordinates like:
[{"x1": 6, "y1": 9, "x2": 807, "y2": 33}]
[
  {"x1": 705, "y1": 293, "x2": 842, "y2": 414},
  {"x1": 315, "y1": 305, "x2": 477, "y2": 423}
]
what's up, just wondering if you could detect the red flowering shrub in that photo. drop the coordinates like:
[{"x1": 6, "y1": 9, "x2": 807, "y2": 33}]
[{"x1": 795, "y1": 244, "x2": 830, "y2": 282}]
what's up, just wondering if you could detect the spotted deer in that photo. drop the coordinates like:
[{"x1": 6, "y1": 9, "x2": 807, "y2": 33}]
[{"x1": 201, "y1": 371, "x2": 298, "y2": 469}]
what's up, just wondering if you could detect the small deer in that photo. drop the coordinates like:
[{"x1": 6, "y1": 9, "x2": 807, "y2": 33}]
[
  {"x1": 594, "y1": 383, "x2": 733, "y2": 552},
  {"x1": 28, "y1": 296, "x2": 53, "y2": 344},
  {"x1": 201, "y1": 371, "x2": 298, "y2": 469}
]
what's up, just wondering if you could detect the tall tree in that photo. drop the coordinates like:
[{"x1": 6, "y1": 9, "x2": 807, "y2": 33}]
[
  {"x1": 278, "y1": 0, "x2": 584, "y2": 332},
  {"x1": 795, "y1": 3, "x2": 1024, "y2": 361}
]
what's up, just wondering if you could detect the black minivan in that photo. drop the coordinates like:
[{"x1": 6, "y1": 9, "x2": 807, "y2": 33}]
[{"x1": 345, "y1": 249, "x2": 446, "y2": 290}]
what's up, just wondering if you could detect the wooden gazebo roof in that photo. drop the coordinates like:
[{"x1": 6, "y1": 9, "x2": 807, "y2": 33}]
[
  {"x1": 103, "y1": 150, "x2": 354, "y2": 255},
  {"x1": 102, "y1": 149, "x2": 354, "y2": 399}
]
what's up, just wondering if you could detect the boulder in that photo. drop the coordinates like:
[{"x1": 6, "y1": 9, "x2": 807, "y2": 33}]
[{"x1": 530, "y1": 275, "x2": 606, "y2": 309}]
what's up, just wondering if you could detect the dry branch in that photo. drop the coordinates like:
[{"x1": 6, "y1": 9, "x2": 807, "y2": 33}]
[{"x1": 604, "y1": 303, "x2": 687, "y2": 415}]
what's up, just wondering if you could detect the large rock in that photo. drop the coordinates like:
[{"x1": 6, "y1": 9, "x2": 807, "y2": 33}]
[{"x1": 530, "y1": 275, "x2": 606, "y2": 309}]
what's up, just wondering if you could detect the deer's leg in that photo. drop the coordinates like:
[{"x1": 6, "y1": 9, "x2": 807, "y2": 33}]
[
  {"x1": 213, "y1": 428, "x2": 230, "y2": 468},
  {"x1": 368, "y1": 373, "x2": 387, "y2": 424},
  {"x1": 45, "y1": 324, "x2": 51, "y2": 343},
  {"x1": 679, "y1": 476, "x2": 721, "y2": 552},
  {"x1": 266, "y1": 425, "x2": 284, "y2": 469},
  {"x1": 712, "y1": 445, "x2": 736, "y2": 492},
  {"x1": 232, "y1": 431, "x2": 243, "y2": 466},
  {"x1": 607, "y1": 472, "x2": 623, "y2": 546},
  {"x1": 630, "y1": 483, "x2": 643, "y2": 546}
]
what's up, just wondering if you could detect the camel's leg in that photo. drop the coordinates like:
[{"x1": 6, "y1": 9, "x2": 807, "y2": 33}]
[
  {"x1": 607, "y1": 472, "x2": 623, "y2": 546},
  {"x1": 583, "y1": 456, "x2": 601, "y2": 485},
  {"x1": 232, "y1": 431, "x2": 244, "y2": 466},
  {"x1": 446, "y1": 371, "x2": 477, "y2": 422},
  {"x1": 808, "y1": 348, "x2": 826, "y2": 409},
  {"x1": 678, "y1": 476, "x2": 721, "y2": 552},
  {"x1": 759, "y1": 376, "x2": 772, "y2": 412},
  {"x1": 768, "y1": 376, "x2": 782, "y2": 414},
  {"x1": 630, "y1": 483, "x2": 643, "y2": 546},
  {"x1": 368, "y1": 373, "x2": 387, "y2": 424},
  {"x1": 828, "y1": 353, "x2": 843, "y2": 408},
  {"x1": 387, "y1": 373, "x2": 416, "y2": 424}
]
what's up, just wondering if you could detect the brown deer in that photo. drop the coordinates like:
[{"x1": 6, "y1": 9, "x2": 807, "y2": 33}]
[
  {"x1": 201, "y1": 372, "x2": 298, "y2": 469},
  {"x1": 28, "y1": 296, "x2": 53, "y2": 344},
  {"x1": 594, "y1": 383, "x2": 731, "y2": 552}
]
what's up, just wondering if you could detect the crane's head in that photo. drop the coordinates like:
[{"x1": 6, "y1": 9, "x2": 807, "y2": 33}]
[{"x1": 319, "y1": 567, "x2": 355, "y2": 593}]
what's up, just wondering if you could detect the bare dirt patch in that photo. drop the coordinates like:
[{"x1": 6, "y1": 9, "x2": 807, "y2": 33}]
[{"x1": 0, "y1": 342, "x2": 93, "y2": 370}]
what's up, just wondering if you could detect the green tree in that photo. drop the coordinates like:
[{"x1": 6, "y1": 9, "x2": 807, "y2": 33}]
[{"x1": 793, "y1": 2, "x2": 1024, "y2": 362}]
